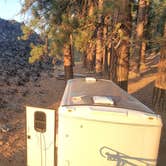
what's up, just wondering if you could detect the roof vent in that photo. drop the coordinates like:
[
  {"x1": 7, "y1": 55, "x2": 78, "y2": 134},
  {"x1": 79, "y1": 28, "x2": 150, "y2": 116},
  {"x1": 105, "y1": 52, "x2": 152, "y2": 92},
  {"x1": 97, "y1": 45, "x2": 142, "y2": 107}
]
[
  {"x1": 85, "y1": 77, "x2": 96, "y2": 83},
  {"x1": 93, "y1": 96, "x2": 114, "y2": 106}
]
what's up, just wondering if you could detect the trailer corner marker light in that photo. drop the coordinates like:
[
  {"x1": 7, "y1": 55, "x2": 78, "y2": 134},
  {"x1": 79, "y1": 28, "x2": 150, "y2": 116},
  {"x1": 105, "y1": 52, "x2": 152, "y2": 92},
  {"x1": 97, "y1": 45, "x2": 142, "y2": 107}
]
[
  {"x1": 68, "y1": 109, "x2": 73, "y2": 113},
  {"x1": 148, "y1": 117, "x2": 154, "y2": 120}
]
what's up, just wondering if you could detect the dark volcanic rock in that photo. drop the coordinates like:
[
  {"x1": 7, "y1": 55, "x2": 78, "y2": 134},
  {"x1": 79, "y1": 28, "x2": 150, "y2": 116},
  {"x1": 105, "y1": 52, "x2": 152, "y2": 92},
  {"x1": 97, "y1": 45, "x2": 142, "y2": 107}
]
[{"x1": 0, "y1": 18, "x2": 53, "y2": 85}]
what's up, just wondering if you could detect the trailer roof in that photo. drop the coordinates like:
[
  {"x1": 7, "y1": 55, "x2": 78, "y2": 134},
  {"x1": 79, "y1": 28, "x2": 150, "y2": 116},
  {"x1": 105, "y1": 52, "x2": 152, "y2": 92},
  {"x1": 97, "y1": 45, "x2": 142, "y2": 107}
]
[{"x1": 60, "y1": 78, "x2": 153, "y2": 113}]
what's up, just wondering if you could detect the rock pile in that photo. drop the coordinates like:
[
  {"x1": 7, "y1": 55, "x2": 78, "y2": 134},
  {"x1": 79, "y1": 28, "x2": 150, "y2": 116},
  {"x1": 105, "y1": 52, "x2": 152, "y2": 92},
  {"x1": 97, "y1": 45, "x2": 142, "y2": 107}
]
[{"x1": 0, "y1": 18, "x2": 52, "y2": 86}]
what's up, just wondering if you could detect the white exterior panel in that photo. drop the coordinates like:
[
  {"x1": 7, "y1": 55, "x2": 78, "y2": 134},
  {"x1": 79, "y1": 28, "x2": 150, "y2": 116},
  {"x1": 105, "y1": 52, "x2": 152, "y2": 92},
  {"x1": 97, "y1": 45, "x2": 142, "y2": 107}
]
[
  {"x1": 26, "y1": 106, "x2": 56, "y2": 166},
  {"x1": 58, "y1": 106, "x2": 162, "y2": 166}
]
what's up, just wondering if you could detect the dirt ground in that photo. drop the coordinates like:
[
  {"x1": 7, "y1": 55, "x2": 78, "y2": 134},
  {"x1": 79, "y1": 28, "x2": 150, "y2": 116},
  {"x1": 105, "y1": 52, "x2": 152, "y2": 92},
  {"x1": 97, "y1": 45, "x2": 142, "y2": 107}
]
[{"x1": 0, "y1": 60, "x2": 165, "y2": 166}]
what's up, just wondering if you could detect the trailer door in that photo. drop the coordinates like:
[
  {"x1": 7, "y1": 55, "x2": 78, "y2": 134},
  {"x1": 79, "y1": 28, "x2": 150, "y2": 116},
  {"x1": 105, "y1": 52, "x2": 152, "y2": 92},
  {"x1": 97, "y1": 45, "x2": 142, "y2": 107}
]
[{"x1": 26, "y1": 106, "x2": 56, "y2": 166}]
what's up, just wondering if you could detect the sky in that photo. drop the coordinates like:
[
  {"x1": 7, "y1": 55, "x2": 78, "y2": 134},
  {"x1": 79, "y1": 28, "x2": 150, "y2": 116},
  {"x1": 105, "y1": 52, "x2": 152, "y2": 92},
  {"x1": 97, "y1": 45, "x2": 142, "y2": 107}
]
[{"x1": 0, "y1": 0, "x2": 23, "y2": 22}]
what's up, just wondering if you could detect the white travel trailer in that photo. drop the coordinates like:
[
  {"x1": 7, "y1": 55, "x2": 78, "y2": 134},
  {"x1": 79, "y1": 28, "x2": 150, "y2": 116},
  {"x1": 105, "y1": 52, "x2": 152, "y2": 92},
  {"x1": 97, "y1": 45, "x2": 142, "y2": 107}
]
[{"x1": 57, "y1": 78, "x2": 162, "y2": 166}]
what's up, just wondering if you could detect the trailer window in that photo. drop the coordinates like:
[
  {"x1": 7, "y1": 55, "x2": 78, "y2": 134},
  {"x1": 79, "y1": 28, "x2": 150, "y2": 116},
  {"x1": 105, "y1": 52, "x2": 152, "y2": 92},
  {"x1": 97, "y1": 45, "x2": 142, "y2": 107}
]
[{"x1": 34, "y1": 111, "x2": 46, "y2": 133}]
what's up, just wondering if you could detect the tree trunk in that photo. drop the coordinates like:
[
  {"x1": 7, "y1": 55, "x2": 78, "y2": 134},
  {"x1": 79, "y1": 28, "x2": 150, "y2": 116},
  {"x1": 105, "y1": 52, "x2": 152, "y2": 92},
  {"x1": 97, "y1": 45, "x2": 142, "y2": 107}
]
[
  {"x1": 86, "y1": 2, "x2": 95, "y2": 72},
  {"x1": 63, "y1": 44, "x2": 73, "y2": 81},
  {"x1": 102, "y1": 17, "x2": 109, "y2": 76},
  {"x1": 95, "y1": 0, "x2": 104, "y2": 75},
  {"x1": 116, "y1": 40, "x2": 130, "y2": 91},
  {"x1": 153, "y1": 23, "x2": 166, "y2": 112},
  {"x1": 95, "y1": 27, "x2": 103, "y2": 75},
  {"x1": 135, "y1": 0, "x2": 149, "y2": 73},
  {"x1": 109, "y1": 44, "x2": 118, "y2": 83},
  {"x1": 82, "y1": 52, "x2": 87, "y2": 68},
  {"x1": 116, "y1": 0, "x2": 132, "y2": 91},
  {"x1": 109, "y1": 8, "x2": 119, "y2": 83},
  {"x1": 139, "y1": 41, "x2": 146, "y2": 71},
  {"x1": 86, "y1": 42, "x2": 95, "y2": 72}
]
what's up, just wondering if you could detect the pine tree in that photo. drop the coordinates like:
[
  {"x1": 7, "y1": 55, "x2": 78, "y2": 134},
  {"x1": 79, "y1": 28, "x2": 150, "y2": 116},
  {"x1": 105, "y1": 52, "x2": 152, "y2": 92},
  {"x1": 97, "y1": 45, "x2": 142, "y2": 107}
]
[
  {"x1": 95, "y1": 0, "x2": 104, "y2": 75},
  {"x1": 116, "y1": 0, "x2": 132, "y2": 91},
  {"x1": 107, "y1": 0, "x2": 131, "y2": 91},
  {"x1": 21, "y1": 0, "x2": 133, "y2": 86},
  {"x1": 86, "y1": 1, "x2": 96, "y2": 72},
  {"x1": 63, "y1": 43, "x2": 73, "y2": 81},
  {"x1": 21, "y1": 0, "x2": 76, "y2": 81},
  {"x1": 134, "y1": 0, "x2": 149, "y2": 73}
]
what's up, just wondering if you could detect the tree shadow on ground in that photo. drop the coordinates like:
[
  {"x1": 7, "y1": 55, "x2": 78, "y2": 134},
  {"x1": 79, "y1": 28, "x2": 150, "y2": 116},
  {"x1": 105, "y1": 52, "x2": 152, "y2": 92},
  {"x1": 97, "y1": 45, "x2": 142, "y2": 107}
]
[
  {"x1": 131, "y1": 81, "x2": 154, "y2": 109},
  {"x1": 129, "y1": 51, "x2": 159, "y2": 84}
]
